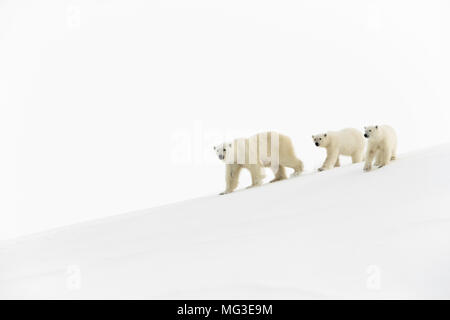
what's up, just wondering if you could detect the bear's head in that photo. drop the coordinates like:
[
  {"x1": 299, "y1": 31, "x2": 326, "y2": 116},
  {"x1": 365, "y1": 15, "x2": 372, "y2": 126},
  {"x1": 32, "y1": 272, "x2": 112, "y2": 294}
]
[
  {"x1": 364, "y1": 126, "x2": 379, "y2": 139},
  {"x1": 214, "y1": 143, "x2": 232, "y2": 161},
  {"x1": 312, "y1": 133, "x2": 329, "y2": 148}
]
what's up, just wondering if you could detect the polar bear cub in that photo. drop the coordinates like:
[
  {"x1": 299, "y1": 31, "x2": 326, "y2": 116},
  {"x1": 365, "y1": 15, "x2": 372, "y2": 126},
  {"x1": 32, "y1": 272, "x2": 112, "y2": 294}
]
[
  {"x1": 363, "y1": 125, "x2": 397, "y2": 171},
  {"x1": 312, "y1": 128, "x2": 365, "y2": 171},
  {"x1": 214, "y1": 132, "x2": 304, "y2": 195}
]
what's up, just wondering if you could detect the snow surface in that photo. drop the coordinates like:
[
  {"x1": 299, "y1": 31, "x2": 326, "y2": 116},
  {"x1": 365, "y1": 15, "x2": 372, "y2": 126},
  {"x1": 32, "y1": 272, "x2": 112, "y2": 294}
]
[{"x1": 1, "y1": 144, "x2": 450, "y2": 299}]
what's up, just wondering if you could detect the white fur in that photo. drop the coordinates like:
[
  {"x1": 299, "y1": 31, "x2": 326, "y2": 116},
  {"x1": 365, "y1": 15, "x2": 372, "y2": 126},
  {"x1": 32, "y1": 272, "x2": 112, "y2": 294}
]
[
  {"x1": 215, "y1": 132, "x2": 304, "y2": 195},
  {"x1": 312, "y1": 128, "x2": 365, "y2": 171},
  {"x1": 363, "y1": 125, "x2": 398, "y2": 171}
]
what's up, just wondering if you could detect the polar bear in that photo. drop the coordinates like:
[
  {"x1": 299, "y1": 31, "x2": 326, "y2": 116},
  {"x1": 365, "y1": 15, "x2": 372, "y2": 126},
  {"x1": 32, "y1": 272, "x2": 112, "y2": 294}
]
[
  {"x1": 363, "y1": 125, "x2": 397, "y2": 171},
  {"x1": 312, "y1": 128, "x2": 365, "y2": 171},
  {"x1": 214, "y1": 132, "x2": 304, "y2": 195}
]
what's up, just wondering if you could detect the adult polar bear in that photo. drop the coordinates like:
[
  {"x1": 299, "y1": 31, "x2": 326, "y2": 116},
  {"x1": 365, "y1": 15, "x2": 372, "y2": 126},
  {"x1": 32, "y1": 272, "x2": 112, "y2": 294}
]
[
  {"x1": 363, "y1": 125, "x2": 398, "y2": 171},
  {"x1": 214, "y1": 132, "x2": 304, "y2": 195},
  {"x1": 312, "y1": 128, "x2": 365, "y2": 171}
]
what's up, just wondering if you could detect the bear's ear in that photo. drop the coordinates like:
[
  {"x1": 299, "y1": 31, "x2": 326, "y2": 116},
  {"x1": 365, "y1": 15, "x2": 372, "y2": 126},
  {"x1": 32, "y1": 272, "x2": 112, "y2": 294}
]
[
  {"x1": 228, "y1": 143, "x2": 232, "y2": 148},
  {"x1": 213, "y1": 146, "x2": 216, "y2": 150},
  {"x1": 375, "y1": 125, "x2": 378, "y2": 129},
  {"x1": 324, "y1": 133, "x2": 327, "y2": 137},
  {"x1": 312, "y1": 135, "x2": 314, "y2": 139},
  {"x1": 364, "y1": 126, "x2": 367, "y2": 129}
]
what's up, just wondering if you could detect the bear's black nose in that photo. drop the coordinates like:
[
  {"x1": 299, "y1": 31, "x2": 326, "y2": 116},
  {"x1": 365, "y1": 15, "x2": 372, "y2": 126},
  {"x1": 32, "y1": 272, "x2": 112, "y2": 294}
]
[
  {"x1": 364, "y1": 134, "x2": 368, "y2": 138},
  {"x1": 315, "y1": 142, "x2": 319, "y2": 146},
  {"x1": 219, "y1": 155, "x2": 224, "y2": 160}
]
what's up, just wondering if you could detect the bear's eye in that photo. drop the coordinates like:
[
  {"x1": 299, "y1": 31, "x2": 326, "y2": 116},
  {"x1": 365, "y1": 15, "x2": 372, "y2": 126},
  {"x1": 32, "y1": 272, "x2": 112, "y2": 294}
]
[
  {"x1": 369, "y1": 130, "x2": 372, "y2": 132},
  {"x1": 319, "y1": 138, "x2": 322, "y2": 140},
  {"x1": 223, "y1": 148, "x2": 226, "y2": 152}
]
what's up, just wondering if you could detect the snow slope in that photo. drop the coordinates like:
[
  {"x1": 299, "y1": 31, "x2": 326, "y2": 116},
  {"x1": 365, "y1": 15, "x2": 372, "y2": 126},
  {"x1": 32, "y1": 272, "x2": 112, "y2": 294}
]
[{"x1": 1, "y1": 144, "x2": 450, "y2": 299}]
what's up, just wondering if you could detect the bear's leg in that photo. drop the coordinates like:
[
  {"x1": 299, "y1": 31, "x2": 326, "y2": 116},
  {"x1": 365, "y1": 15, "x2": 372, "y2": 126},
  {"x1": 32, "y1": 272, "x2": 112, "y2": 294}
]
[
  {"x1": 364, "y1": 148, "x2": 376, "y2": 171},
  {"x1": 247, "y1": 165, "x2": 264, "y2": 188},
  {"x1": 334, "y1": 157, "x2": 341, "y2": 167},
  {"x1": 379, "y1": 147, "x2": 392, "y2": 168},
  {"x1": 374, "y1": 150, "x2": 383, "y2": 167},
  {"x1": 280, "y1": 157, "x2": 304, "y2": 177},
  {"x1": 270, "y1": 166, "x2": 287, "y2": 183},
  {"x1": 319, "y1": 150, "x2": 338, "y2": 171},
  {"x1": 352, "y1": 150, "x2": 364, "y2": 164},
  {"x1": 391, "y1": 148, "x2": 397, "y2": 161},
  {"x1": 220, "y1": 165, "x2": 241, "y2": 195}
]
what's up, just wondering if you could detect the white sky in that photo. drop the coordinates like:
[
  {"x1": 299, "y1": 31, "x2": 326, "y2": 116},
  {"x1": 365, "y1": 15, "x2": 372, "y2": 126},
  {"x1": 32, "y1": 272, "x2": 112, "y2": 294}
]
[{"x1": 1, "y1": 0, "x2": 450, "y2": 240}]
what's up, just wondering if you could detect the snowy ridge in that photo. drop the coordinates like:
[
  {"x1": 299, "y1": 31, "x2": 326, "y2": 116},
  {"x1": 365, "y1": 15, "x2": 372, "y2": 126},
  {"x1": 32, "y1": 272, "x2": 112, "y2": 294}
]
[{"x1": 1, "y1": 144, "x2": 450, "y2": 299}]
